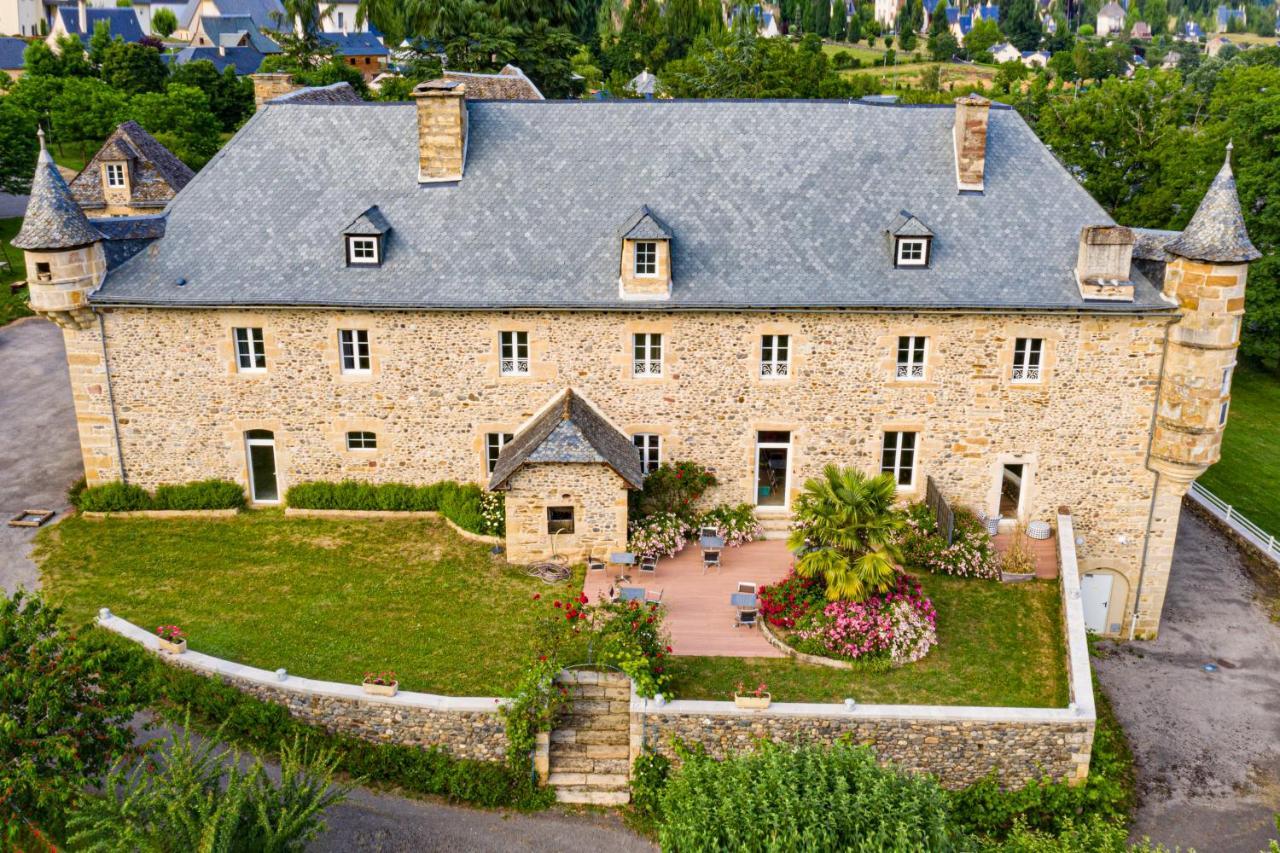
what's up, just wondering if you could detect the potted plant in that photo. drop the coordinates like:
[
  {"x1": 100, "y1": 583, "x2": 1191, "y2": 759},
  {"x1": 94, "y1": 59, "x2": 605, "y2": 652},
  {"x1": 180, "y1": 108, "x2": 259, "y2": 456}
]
[
  {"x1": 155, "y1": 625, "x2": 186, "y2": 655},
  {"x1": 734, "y1": 681, "x2": 771, "y2": 709},
  {"x1": 362, "y1": 671, "x2": 398, "y2": 697}
]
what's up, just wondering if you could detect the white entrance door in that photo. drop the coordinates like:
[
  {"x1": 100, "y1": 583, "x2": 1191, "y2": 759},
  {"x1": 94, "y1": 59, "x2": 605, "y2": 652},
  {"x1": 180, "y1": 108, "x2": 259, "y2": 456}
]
[
  {"x1": 1080, "y1": 573, "x2": 1113, "y2": 633},
  {"x1": 245, "y1": 430, "x2": 279, "y2": 504},
  {"x1": 755, "y1": 431, "x2": 791, "y2": 509}
]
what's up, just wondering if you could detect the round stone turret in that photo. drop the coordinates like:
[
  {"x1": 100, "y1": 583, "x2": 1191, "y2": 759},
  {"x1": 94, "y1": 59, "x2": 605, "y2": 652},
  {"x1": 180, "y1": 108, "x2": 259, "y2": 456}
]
[
  {"x1": 12, "y1": 128, "x2": 105, "y2": 330},
  {"x1": 1150, "y1": 143, "x2": 1260, "y2": 482}
]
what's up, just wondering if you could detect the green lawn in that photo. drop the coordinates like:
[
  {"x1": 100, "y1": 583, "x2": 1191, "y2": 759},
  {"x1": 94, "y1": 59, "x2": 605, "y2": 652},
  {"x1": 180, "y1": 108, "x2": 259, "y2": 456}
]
[
  {"x1": 0, "y1": 217, "x2": 33, "y2": 327},
  {"x1": 820, "y1": 40, "x2": 888, "y2": 64},
  {"x1": 1199, "y1": 361, "x2": 1280, "y2": 536},
  {"x1": 38, "y1": 511, "x2": 1070, "y2": 707},
  {"x1": 668, "y1": 574, "x2": 1068, "y2": 707}
]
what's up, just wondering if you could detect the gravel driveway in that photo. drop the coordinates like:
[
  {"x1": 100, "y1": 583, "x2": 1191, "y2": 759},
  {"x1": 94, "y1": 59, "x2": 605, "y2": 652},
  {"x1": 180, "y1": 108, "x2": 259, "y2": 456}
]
[
  {"x1": 0, "y1": 317, "x2": 82, "y2": 595},
  {"x1": 1095, "y1": 510, "x2": 1280, "y2": 853}
]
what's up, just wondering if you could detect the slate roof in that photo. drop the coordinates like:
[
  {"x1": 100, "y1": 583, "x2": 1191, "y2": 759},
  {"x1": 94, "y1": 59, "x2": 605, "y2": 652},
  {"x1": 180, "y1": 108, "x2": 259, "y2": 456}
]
[
  {"x1": 627, "y1": 70, "x2": 657, "y2": 96},
  {"x1": 319, "y1": 31, "x2": 387, "y2": 57},
  {"x1": 95, "y1": 215, "x2": 168, "y2": 269},
  {"x1": 620, "y1": 206, "x2": 672, "y2": 240},
  {"x1": 58, "y1": 7, "x2": 145, "y2": 43},
  {"x1": 489, "y1": 389, "x2": 645, "y2": 490},
  {"x1": 343, "y1": 206, "x2": 391, "y2": 235},
  {"x1": 1132, "y1": 227, "x2": 1180, "y2": 262},
  {"x1": 168, "y1": 44, "x2": 267, "y2": 75},
  {"x1": 92, "y1": 99, "x2": 1173, "y2": 312},
  {"x1": 195, "y1": 15, "x2": 280, "y2": 53},
  {"x1": 14, "y1": 135, "x2": 104, "y2": 250},
  {"x1": 1165, "y1": 146, "x2": 1260, "y2": 263},
  {"x1": 1098, "y1": 2, "x2": 1125, "y2": 18},
  {"x1": 269, "y1": 82, "x2": 363, "y2": 105},
  {"x1": 0, "y1": 36, "x2": 26, "y2": 71},
  {"x1": 68, "y1": 121, "x2": 194, "y2": 211},
  {"x1": 176, "y1": 0, "x2": 285, "y2": 33},
  {"x1": 439, "y1": 66, "x2": 543, "y2": 100},
  {"x1": 888, "y1": 211, "x2": 933, "y2": 237}
]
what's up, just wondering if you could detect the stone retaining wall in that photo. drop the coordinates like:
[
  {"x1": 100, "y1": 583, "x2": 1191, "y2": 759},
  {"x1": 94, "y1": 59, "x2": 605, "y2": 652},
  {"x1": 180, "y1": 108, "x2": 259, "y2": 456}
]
[{"x1": 97, "y1": 611, "x2": 508, "y2": 762}]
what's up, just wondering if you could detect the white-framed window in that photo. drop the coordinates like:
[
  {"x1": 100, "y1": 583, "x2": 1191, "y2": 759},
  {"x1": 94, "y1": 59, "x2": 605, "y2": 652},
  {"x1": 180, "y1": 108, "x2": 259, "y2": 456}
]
[
  {"x1": 105, "y1": 162, "x2": 126, "y2": 188},
  {"x1": 338, "y1": 329, "x2": 371, "y2": 374},
  {"x1": 1012, "y1": 337, "x2": 1043, "y2": 383},
  {"x1": 634, "y1": 241, "x2": 658, "y2": 276},
  {"x1": 233, "y1": 327, "x2": 266, "y2": 372},
  {"x1": 895, "y1": 237, "x2": 928, "y2": 267},
  {"x1": 760, "y1": 334, "x2": 790, "y2": 378},
  {"x1": 485, "y1": 432, "x2": 514, "y2": 474},
  {"x1": 881, "y1": 430, "x2": 918, "y2": 488},
  {"x1": 346, "y1": 430, "x2": 377, "y2": 450},
  {"x1": 632, "y1": 433, "x2": 661, "y2": 474},
  {"x1": 347, "y1": 236, "x2": 379, "y2": 265},
  {"x1": 499, "y1": 331, "x2": 529, "y2": 376},
  {"x1": 1221, "y1": 363, "x2": 1235, "y2": 396},
  {"x1": 1219, "y1": 401, "x2": 1230, "y2": 426},
  {"x1": 895, "y1": 335, "x2": 927, "y2": 380},
  {"x1": 632, "y1": 333, "x2": 663, "y2": 377}
]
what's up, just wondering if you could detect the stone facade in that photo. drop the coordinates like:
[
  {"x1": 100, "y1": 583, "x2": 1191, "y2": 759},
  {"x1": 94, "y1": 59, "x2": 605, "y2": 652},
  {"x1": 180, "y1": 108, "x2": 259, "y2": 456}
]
[
  {"x1": 504, "y1": 462, "x2": 630, "y2": 563},
  {"x1": 633, "y1": 710, "x2": 1093, "y2": 789},
  {"x1": 953, "y1": 95, "x2": 990, "y2": 192},
  {"x1": 414, "y1": 82, "x2": 468, "y2": 182},
  {"x1": 61, "y1": 305, "x2": 1182, "y2": 634}
]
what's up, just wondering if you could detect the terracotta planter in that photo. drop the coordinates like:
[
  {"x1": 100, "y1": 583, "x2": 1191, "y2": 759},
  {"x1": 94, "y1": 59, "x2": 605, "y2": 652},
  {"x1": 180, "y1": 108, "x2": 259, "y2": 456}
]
[
  {"x1": 157, "y1": 637, "x2": 186, "y2": 655},
  {"x1": 734, "y1": 693, "x2": 772, "y2": 709},
  {"x1": 362, "y1": 680, "x2": 398, "y2": 697}
]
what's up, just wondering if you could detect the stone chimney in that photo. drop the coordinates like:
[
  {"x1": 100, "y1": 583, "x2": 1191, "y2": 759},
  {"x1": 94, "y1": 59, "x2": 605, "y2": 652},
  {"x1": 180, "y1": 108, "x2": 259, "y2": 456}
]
[
  {"x1": 413, "y1": 80, "x2": 468, "y2": 183},
  {"x1": 952, "y1": 94, "x2": 990, "y2": 193},
  {"x1": 1075, "y1": 225, "x2": 1135, "y2": 301},
  {"x1": 77, "y1": 0, "x2": 87, "y2": 33},
  {"x1": 250, "y1": 72, "x2": 300, "y2": 111}
]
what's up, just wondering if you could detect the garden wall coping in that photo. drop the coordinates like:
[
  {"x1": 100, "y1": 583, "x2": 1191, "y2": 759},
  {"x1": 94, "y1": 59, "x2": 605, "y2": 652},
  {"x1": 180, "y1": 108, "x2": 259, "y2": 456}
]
[
  {"x1": 82, "y1": 509, "x2": 240, "y2": 519},
  {"x1": 282, "y1": 507, "x2": 503, "y2": 545},
  {"x1": 95, "y1": 610, "x2": 506, "y2": 714}
]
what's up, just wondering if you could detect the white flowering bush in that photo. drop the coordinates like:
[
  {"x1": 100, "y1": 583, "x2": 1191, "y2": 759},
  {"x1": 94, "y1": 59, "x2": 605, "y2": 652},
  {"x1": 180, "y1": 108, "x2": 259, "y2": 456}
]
[
  {"x1": 697, "y1": 503, "x2": 762, "y2": 547},
  {"x1": 628, "y1": 512, "x2": 689, "y2": 560},
  {"x1": 898, "y1": 504, "x2": 1000, "y2": 580},
  {"x1": 479, "y1": 491, "x2": 505, "y2": 537}
]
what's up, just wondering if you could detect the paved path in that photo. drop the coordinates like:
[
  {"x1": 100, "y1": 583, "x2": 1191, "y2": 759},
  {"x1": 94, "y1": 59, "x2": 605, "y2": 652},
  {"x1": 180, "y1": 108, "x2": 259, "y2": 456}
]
[
  {"x1": 1095, "y1": 510, "x2": 1280, "y2": 853},
  {"x1": 0, "y1": 317, "x2": 82, "y2": 595}
]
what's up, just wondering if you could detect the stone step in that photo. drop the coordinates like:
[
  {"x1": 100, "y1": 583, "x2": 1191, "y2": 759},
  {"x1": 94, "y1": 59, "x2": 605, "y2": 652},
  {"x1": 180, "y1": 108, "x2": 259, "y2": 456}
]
[
  {"x1": 548, "y1": 755, "x2": 632, "y2": 775},
  {"x1": 554, "y1": 671, "x2": 631, "y2": 688},
  {"x1": 551, "y1": 743, "x2": 630, "y2": 760},
  {"x1": 559, "y1": 713, "x2": 630, "y2": 732},
  {"x1": 554, "y1": 788, "x2": 631, "y2": 806}
]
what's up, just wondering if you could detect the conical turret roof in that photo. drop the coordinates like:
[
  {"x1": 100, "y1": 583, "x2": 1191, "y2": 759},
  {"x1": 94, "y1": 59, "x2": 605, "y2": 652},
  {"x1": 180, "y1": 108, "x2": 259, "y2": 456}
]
[
  {"x1": 12, "y1": 129, "x2": 102, "y2": 251},
  {"x1": 1165, "y1": 144, "x2": 1261, "y2": 264}
]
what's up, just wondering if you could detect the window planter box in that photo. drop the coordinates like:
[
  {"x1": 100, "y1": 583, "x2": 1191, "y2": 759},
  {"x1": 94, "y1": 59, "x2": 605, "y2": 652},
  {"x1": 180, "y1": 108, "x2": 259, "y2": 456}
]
[
  {"x1": 362, "y1": 680, "x2": 399, "y2": 697},
  {"x1": 734, "y1": 693, "x2": 772, "y2": 710},
  {"x1": 157, "y1": 637, "x2": 187, "y2": 655}
]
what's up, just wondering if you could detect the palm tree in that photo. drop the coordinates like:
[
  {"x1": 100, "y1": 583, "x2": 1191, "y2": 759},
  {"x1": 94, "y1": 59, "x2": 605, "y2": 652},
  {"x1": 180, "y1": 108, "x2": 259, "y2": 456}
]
[{"x1": 786, "y1": 465, "x2": 905, "y2": 601}]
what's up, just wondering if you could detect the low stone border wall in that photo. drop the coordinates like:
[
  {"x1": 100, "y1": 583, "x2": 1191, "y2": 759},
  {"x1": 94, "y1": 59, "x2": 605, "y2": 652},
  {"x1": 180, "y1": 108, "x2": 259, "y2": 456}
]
[
  {"x1": 96, "y1": 611, "x2": 509, "y2": 761},
  {"x1": 759, "y1": 620, "x2": 854, "y2": 669},
  {"x1": 631, "y1": 511, "x2": 1096, "y2": 790},
  {"x1": 282, "y1": 507, "x2": 503, "y2": 545},
  {"x1": 82, "y1": 509, "x2": 240, "y2": 519}
]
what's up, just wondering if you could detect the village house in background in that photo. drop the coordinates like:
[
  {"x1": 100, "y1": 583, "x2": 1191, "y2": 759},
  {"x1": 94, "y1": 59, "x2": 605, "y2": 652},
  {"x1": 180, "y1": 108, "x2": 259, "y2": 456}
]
[
  {"x1": 0, "y1": 34, "x2": 25, "y2": 77},
  {"x1": 45, "y1": 0, "x2": 144, "y2": 49},
  {"x1": 12, "y1": 82, "x2": 1260, "y2": 642}
]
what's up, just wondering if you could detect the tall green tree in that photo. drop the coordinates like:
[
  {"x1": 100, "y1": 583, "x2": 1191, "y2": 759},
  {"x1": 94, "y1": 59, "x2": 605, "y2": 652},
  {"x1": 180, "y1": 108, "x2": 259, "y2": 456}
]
[
  {"x1": 100, "y1": 40, "x2": 169, "y2": 95},
  {"x1": 151, "y1": 6, "x2": 178, "y2": 36},
  {"x1": 830, "y1": 0, "x2": 848, "y2": 39},
  {"x1": 50, "y1": 76, "x2": 128, "y2": 160},
  {"x1": 21, "y1": 40, "x2": 63, "y2": 77},
  {"x1": 787, "y1": 465, "x2": 905, "y2": 602},
  {"x1": 127, "y1": 83, "x2": 223, "y2": 168},
  {"x1": 1003, "y1": 0, "x2": 1043, "y2": 50},
  {"x1": 170, "y1": 60, "x2": 254, "y2": 131},
  {"x1": 88, "y1": 19, "x2": 117, "y2": 69},
  {"x1": 0, "y1": 100, "x2": 39, "y2": 194}
]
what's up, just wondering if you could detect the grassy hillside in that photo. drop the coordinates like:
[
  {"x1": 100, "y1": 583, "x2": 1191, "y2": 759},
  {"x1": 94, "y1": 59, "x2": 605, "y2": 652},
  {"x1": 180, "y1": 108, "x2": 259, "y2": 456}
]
[
  {"x1": 1199, "y1": 361, "x2": 1280, "y2": 536},
  {"x1": 0, "y1": 217, "x2": 33, "y2": 327}
]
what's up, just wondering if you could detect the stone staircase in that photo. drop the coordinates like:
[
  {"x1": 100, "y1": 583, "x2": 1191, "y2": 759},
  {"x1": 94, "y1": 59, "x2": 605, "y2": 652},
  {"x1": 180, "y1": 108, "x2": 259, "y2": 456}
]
[
  {"x1": 547, "y1": 670, "x2": 632, "y2": 806},
  {"x1": 757, "y1": 513, "x2": 793, "y2": 541}
]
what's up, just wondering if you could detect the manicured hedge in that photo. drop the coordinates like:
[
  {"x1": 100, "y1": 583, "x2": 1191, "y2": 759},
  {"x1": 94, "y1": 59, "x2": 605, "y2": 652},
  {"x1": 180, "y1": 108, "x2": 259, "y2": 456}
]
[
  {"x1": 284, "y1": 480, "x2": 498, "y2": 535},
  {"x1": 75, "y1": 479, "x2": 245, "y2": 512},
  {"x1": 86, "y1": 629, "x2": 551, "y2": 811}
]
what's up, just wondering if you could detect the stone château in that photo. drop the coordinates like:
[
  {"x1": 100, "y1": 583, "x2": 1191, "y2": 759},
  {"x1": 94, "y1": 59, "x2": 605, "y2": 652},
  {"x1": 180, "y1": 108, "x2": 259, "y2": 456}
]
[{"x1": 14, "y1": 84, "x2": 1260, "y2": 639}]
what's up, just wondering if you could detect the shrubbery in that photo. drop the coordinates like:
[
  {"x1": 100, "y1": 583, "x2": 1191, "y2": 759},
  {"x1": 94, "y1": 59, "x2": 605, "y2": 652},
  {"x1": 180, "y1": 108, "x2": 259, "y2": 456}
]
[
  {"x1": 75, "y1": 479, "x2": 245, "y2": 512},
  {"x1": 627, "y1": 499, "x2": 761, "y2": 560},
  {"x1": 899, "y1": 503, "x2": 1002, "y2": 580},
  {"x1": 283, "y1": 480, "x2": 504, "y2": 536}
]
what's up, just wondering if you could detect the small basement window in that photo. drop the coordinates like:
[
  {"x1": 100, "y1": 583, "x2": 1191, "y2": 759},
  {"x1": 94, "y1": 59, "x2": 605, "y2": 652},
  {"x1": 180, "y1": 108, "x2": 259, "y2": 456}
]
[
  {"x1": 547, "y1": 506, "x2": 575, "y2": 535},
  {"x1": 895, "y1": 237, "x2": 930, "y2": 267},
  {"x1": 347, "y1": 235, "x2": 380, "y2": 266},
  {"x1": 346, "y1": 430, "x2": 377, "y2": 450}
]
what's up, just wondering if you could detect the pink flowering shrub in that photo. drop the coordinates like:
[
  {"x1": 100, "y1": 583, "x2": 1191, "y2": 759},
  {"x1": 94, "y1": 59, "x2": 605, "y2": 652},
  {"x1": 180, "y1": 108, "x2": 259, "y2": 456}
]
[
  {"x1": 628, "y1": 512, "x2": 689, "y2": 560},
  {"x1": 897, "y1": 504, "x2": 1000, "y2": 580},
  {"x1": 790, "y1": 575, "x2": 937, "y2": 667}
]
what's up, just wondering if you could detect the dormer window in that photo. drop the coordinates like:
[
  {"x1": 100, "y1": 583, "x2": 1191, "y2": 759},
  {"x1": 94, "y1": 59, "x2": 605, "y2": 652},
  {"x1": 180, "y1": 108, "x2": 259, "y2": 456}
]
[
  {"x1": 888, "y1": 211, "x2": 934, "y2": 269},
  {"x1": 342, "y1": 205, "x2": 391, "y2": 268},
  {"x1": 634, "y1": 241, "x2": 658, "y2": 276},
  {"x1": 347, "y1": 235, "x2": 380, "y2": 265},
  {"x1": 105, "y1": 163, "x2": 126, "y2": 188},
  {"x1": 619, "y1": 206, "x2": 673, "y2": 299}
]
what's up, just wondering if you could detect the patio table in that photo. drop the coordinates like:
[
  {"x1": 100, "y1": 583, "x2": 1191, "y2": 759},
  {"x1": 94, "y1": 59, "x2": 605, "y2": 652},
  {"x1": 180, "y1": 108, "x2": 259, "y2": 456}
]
[
  {"x1": 700, "y1": 535, "x2": 726, "y2": 550},
  {"x1": 730, "y1": 592, "x2": 758, "y2": 608},
  {"x1": 619, "y1": 587, "x2": 646, "y2": 602}
]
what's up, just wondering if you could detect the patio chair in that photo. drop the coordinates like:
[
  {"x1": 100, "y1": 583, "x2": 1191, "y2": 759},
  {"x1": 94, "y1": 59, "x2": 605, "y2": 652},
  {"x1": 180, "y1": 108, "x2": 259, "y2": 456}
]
[
  {"x1": 702, "y1": 548, "x2": 722, "y2": 575},
  {"x1": 735, "y1": 608, "x2": 758, "y2": 629},
  {"x1": 699, "y1": 525, "x2": 718, "y2": 538},
  {"x1": 736, "y1": 581, "x2": 757, "y2": 595},
  {"x1": 619, "y1": 586, "x2": 646, "y2": 602},
  {"x1": 644, "y1": 587, "x2": 663, "y2": 605},
  {"x1": 639, "y1": 555, "x2": 658, "y2": 575},
  {"x1": 587, "y1": 549, "x2": 607, "y2": 574}
]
